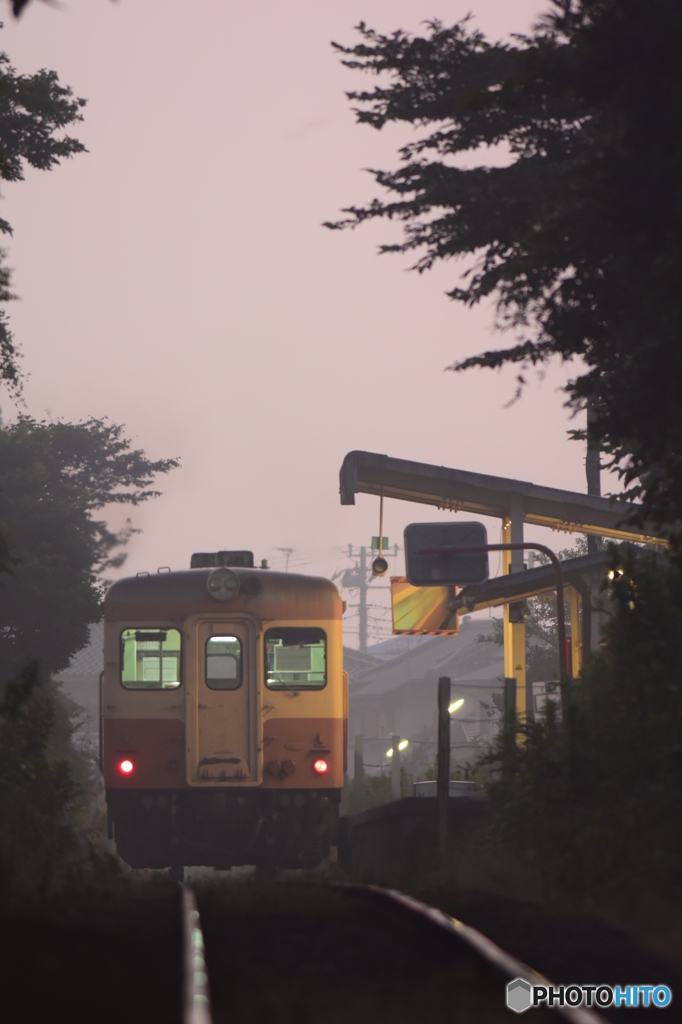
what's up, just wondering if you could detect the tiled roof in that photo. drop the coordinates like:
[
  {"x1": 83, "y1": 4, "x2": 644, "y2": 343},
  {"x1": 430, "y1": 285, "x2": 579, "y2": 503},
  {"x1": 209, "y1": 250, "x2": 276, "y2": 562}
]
[
  {"x1": 342, "y1": 646, "x2": 384, "y2": 680},
  {"x1": 349, "y1": 617, "x2": 503, "y2": 698},
  {"x1": 362, "y1": 635, "x2": 433, "y2": 661}
]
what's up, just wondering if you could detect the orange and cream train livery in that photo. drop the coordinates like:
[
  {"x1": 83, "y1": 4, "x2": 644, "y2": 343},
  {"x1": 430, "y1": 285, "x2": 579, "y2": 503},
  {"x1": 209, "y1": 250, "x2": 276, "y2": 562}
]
[{"x1": 101, "y1": 551, "x2": 347, "y2": 873}]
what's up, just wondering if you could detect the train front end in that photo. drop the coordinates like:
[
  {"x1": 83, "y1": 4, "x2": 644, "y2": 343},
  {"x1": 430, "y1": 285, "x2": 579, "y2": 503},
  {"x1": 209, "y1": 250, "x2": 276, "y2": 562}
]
[{"x1": 101, "y1": 554, "x2": 346, "y2": 871}]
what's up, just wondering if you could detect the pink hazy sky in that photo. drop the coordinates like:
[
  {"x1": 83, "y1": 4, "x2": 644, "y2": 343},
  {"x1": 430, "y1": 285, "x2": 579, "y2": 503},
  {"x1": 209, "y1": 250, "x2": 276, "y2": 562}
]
[{"x1": 0, "y1": 0, "x2": 592, "y2": 634}]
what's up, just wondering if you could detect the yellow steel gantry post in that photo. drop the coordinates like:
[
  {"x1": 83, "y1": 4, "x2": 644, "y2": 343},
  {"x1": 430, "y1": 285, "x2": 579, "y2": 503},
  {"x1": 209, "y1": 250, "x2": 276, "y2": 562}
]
[
  {"x1": 502, "y1": 516, "x2": 527, "y2": 723},
  {"x1": 567, "y1": 585, "x2": 582, "y2": 678}
]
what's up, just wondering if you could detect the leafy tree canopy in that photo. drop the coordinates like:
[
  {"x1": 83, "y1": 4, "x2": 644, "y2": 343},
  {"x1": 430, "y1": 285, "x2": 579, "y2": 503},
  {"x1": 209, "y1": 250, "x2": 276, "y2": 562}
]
[
  {"x1": 0, "y1": 34, "x2": 85, "y2": 393},
  {"x1": 330, "y1": 1, "x2": 682, "y2": 539},
  {"x1": 0, "y1": 416, "x2": 178, "y2": 682},
  {"x1": 483, "y1": 549, "x2": 682, "y2": 905}
]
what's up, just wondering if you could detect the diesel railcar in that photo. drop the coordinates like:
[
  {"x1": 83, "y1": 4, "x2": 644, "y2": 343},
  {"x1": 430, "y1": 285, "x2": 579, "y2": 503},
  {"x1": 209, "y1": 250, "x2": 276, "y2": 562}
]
[{"x1": 101, "y1": 552, "x2": 347, "y2": 872}]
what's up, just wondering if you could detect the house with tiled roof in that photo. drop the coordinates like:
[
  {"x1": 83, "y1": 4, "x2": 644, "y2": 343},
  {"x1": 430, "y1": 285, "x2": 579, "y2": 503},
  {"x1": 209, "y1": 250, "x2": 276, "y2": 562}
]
[{"x1": 342, "y1": 617, "x2": 504, "y2": 775}]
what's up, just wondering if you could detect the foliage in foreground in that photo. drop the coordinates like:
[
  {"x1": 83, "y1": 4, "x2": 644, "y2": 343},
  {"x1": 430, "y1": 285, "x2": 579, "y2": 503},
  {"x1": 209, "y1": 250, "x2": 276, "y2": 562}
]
[
  {"x1": 331, "y1": 0, "x2": 682, "y2": 538},
  {"x1": 0, "y1": 415, "x2": 178, "y2": 683},
  {"x1": 341, "y1": 767, "x2": 413, "y2": 815},
  {"x1": 0, "y1": 662, "x2": 84, "y2": 902},
  {"x1": 481, "y1": 550, "x2": 682, "y2": 907}
]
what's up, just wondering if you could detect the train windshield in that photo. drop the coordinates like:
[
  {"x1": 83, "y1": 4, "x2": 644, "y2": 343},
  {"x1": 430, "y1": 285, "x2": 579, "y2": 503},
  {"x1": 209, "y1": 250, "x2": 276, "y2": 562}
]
[
  {"x1": 120, "y1": 628, "x2": 182, "y2": 689},
  {"x1": 206, "y1": 635, "x2": 242, "y2": 690},
  {"x1": 264, "y1": 628, "x2": 326, "y2": 690}
]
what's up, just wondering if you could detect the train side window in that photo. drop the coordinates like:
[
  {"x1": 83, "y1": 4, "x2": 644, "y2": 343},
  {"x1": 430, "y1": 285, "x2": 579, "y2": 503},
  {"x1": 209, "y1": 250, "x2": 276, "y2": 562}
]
[
  {"x1": 265, "y1": 628, "x2": 326, "y2": 690},
  {"x1": 120, "y1": 628, "x2": 182, "y2": 689},
  {"x1": 205, "y1": 635, "x2": 242, "y2": 690}
]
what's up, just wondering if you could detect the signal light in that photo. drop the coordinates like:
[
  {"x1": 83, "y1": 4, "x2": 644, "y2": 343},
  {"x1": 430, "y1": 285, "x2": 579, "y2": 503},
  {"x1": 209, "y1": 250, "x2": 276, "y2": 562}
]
[
  {"x1": 312, "y1": 759, "x2": 329, "y2": 775},
  {"x1": 118, "y1": 759, "x2": 134, "y2": 775},
  {"x1": 371, "y1": 555, "x2": 388, "y2": 577}
]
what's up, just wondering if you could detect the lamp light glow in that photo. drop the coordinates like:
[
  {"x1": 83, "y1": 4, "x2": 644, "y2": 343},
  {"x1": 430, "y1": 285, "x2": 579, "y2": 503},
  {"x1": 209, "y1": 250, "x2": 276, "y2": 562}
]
[
  {"x1": 118, "y1": 759, "x2": 134, "y2": 775},
  {"x1": 448, "y1": 698, "x2": 465, "y2": 714},
  {"x1": 386, "y1": 740, "x2": 409, "y2": 757},
  {"x1": 312, "y1": 759, "x2": 329, "y2": 775}
]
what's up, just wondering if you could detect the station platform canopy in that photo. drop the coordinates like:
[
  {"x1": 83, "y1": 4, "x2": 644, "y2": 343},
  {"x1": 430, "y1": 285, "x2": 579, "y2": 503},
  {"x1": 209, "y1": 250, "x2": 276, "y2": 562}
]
[
  {"x1": 339, "y1": 450, "x2": 665, "y2": 547},
  {"x1": 452, "y1": 548, "x2": 608, "y2": 614}
]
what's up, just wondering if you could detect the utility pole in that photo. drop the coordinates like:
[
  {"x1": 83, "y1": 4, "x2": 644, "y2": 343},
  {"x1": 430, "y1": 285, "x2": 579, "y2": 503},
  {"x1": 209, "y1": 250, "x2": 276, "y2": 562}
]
[
  {"x1": 391, "y1": 734, "x2": 401, "y2": 801},
  {"x1": 334, "y1": 542, "x2": 398, "y2": 651},
  {"x1": 353, "y1": 736, "x2": 364, "y2": 797},
  {"x1": 437, "y1": 677, "x2": 451, "y2": 867},
  {"x1": 358, "y1": 545, "x2": 368, "y2": 652},
  {"x1": 276, "y1": 547, "x2": 294, "y2": 572}
]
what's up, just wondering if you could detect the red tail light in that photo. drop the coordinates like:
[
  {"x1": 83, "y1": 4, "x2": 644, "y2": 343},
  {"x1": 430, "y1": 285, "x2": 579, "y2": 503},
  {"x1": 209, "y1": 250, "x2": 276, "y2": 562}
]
[
  {"x1": 118, "y1": 758, "x2": 134, "y2": 775},
  {"x1": 313, "y1": 759, "x2": 329, "y2": 775}
]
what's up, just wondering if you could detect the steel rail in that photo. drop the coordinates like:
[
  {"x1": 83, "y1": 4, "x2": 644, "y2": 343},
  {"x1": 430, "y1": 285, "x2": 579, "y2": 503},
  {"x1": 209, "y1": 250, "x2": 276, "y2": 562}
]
[
  {"x1": 181, "y1": 886, "x2": 214, "y2": 1024},
  {"x1": 364, "y1": 886, "x2": 606, "y2": 1024},
  {"x1": 180, "y1": 875, "x2": 604, "y2": 1022}
]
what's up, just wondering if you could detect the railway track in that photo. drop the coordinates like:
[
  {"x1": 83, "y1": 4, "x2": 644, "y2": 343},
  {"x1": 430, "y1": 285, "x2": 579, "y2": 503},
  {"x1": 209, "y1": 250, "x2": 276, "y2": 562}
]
[
  {"x1": 182, "y1": 881, "x2": 607, "y2": 1024},
  {"x1": 2, "y1": 877, "x2": 674, "y2": 1022}
]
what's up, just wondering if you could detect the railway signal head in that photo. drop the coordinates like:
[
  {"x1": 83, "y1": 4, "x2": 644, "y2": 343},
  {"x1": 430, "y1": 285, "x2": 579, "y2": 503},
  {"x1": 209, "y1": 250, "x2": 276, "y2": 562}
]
[
  {"x1": 404, "y1": 521, "x2": 489, "y2": 586},
  {"x1": 371, "y1": 555, "x2": 389, "y2": 577}
]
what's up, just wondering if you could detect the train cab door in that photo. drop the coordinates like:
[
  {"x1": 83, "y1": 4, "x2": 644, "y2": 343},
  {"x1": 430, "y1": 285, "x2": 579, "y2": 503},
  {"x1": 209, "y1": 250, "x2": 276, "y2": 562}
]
[{"x1": 186, "y1": 619, "x2": 257, "y2": 785}]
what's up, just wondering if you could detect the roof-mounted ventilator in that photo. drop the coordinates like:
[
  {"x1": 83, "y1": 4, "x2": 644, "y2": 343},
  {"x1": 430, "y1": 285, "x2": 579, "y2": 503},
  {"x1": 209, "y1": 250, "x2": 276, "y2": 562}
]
[{"x1": 190, "y1": 551, "x2": 254, "y2": 569}]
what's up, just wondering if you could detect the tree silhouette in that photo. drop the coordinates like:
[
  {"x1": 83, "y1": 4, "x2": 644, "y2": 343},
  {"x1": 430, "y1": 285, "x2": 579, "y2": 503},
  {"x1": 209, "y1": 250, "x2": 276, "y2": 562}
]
[{"x1": 330, "y1": 1, "x2": 682, "y2": 540}]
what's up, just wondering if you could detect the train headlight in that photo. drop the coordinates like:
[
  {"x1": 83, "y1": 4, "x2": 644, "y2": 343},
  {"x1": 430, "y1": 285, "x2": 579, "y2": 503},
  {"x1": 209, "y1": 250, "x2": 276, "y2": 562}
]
[
  {"x1": 207, "y1": 567, "x2": 240, "y2": 601},
  {"x1": 313, "y1": 759, "x2": 329, "y2": 775},
  {"x1": 119, "y1": 759, "x2": 134, "y2": 775}
]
